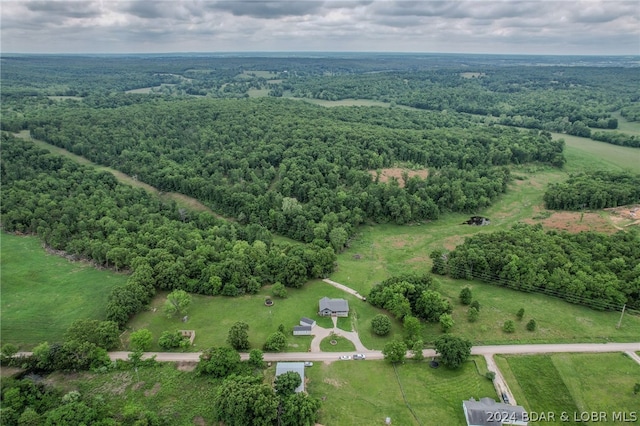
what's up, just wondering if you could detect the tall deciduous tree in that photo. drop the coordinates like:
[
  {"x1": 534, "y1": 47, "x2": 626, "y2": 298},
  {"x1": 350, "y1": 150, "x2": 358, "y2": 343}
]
[
  {"x1": 274, "y1": 371, "x2": 301, "y2": 396},
  {"x1": 227, "y1": 321, "x2": 251, "y2": 351},
  {"x1": 434, "y1": 335, "x2": 472, "y2": 369},
  {"x1": 382, "y1": 340, "x2": 407, "y2": 364},
  {"x1": 129, "y1": 329, "x2": 153, "y2": 352},
  {"x1": 164, "y1": 289, "x2": 192, "y2": 318}
]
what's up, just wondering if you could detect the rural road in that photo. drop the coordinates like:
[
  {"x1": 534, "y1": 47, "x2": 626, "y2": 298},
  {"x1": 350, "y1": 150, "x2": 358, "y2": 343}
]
[{"x1": 106, "y1": 342, "x2": 640, "y2": 363}]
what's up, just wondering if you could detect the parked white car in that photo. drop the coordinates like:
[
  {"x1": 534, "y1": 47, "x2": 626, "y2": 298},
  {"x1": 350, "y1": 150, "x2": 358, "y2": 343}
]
[
  {"x1": 304, "y1": 362, "x2": 313, "y2": 367},
  {"x1": 353, "y1": 353, "x2": 366, "y2": 360},
  {"x1": 339, "y1": 355, "x2": 351, "y2": 360}
]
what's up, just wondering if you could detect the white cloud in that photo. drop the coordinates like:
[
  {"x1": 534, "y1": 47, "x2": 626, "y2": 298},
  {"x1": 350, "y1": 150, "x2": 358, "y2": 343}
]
[{"x1": 1, "y1": 0, "x2": 638, "y2": 54}]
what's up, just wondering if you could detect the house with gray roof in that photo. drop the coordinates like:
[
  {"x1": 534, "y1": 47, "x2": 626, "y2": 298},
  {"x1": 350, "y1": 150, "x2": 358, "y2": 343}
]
[
  {"x1": 275, "y1": 362, "x2": 305, "y2": 393},
  {"x1": 318, "y1": 297, "x2": 349, "y2": 317},
  {"x1": 463, "y1": 397, "x2": 528, "y2": 426}
]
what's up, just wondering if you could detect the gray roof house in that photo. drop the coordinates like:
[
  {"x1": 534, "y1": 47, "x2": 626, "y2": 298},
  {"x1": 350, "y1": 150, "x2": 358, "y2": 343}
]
[
  {"x1": 318, "y1": 297, "x2": 349, "y2": 317},
  {"x1": 463, "y1": 397, "x2": 528, "y2": 426},
  {"x1": 300, "y1": 317, "x2": 316, "y2": 327},
  {"x1": 275, "y1": 362, "x2": 305, "y2": 393},
  {"x1": 293, "y1": 325, "x2": 312, "y2": 336}
]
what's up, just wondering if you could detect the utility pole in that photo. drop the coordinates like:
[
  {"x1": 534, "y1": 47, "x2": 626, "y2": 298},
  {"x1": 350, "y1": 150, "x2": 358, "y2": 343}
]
[{"x1": 616, "y1": 304, "x2": 626, "y2": 329}]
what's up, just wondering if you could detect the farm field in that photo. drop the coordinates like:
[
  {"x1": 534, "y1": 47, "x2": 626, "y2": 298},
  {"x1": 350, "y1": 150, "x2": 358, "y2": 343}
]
[
  {"x1": 0, "y1": 233, "x2": 128, "y2": 348},
  {"x1": 495, "y1": 353, "x2": 640, "y2": 424}
]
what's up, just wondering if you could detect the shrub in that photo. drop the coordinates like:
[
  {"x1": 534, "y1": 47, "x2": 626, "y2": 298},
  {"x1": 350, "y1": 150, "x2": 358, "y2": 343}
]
[
  {"x1": 158, "y1": 330, "x2": 189, "y2": 350},
  {"x1": 459, "y1": 287, "x2": 472, "y2": 305},
  {"x1": 371, "y1": 314, "x2": 392, "y2": 336},
  {"x1": 516, "y1": 308, "x2": 525, "y2": 321},
  {"x1": 470, "y1": 300, "x2": 480, "y2": 311},
  {"x1": 503, "y1": 320, "x2": 515, "y2": 333},
  {"x1": 467, "y1": 307, "x2": 479, "y2": 323},
  {"x1": 271, "y1": 282, "x2": 288, "y2": 298},
  {"x1": 526, "y1": 319, "x2": 537, "y2": 331}
]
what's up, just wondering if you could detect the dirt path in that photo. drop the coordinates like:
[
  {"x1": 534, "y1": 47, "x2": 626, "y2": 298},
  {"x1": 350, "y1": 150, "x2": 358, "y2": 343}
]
[
  {"x1": 322, "y1": 278, "x2": 366, "y2": 300},
  {"x1": 484, "y1": 354, "x2": 517, "y2": 405}
]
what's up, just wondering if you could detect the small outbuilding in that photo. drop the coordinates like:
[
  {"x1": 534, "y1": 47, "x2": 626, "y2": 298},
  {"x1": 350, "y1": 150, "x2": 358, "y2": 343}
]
[
  {"x1": 275, "y1": 362, "x2": 305, "y2": 393},
  {"x1": 293, "y1": 325, "x2": 312, "y2": 336},
  {"x1": 318, "y1": 297, "x2": 349, "y2": 317},
  {"x1": 300, "y1": 317, "x2": 316, "y2": 327},
  {"x1": 462, "y1": 397, "x2": 528, "y2": 426}
]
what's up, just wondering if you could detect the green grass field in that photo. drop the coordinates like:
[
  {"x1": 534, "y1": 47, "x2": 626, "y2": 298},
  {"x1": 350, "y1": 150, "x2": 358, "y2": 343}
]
[
  {"x1": 125, "y1": 280, "x2": 403, "y2": 352},
  {"x1": 496, "y1": 353, "x2": 640, "y2": 424},
  {"x1": 308, "y1": 357, "x2": 496, "y2": 425},
  {"x1": 0, "y1": 233, "x2": 128, "y2": 348}
]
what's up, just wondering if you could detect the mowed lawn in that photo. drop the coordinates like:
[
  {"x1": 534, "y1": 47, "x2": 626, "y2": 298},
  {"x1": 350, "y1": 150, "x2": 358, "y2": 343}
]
[
  {"x1": 307, "y1": 358, "x2": 497, "y2": 426},
  {"x1": 0, "y1": 233, "x2": 128, "y2": 348},
  {"x1": 496, "y1": 353, "x2": 640, "y2": 424},
  {"x1": 125, "y1": 280, "x2": 404, "y2": 352}
]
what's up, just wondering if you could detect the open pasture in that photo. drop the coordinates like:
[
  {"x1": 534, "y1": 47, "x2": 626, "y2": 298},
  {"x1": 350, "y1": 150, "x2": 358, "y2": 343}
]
[
  {"x1": 0, "y1": 233, "x2": 127, "y2": 348},
  {"x1": 496, "y1": 353, "x2": 640, "y2": 423}
]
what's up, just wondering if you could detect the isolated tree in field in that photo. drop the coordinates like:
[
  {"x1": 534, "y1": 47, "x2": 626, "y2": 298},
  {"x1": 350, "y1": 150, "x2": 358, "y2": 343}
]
[
  {"x1": 459, "y1": 287, "x2": 472, "y2": 305},
  {"x1": 467, "y1": 307, "x2": 479, "y2": 323},
  {"x1": 503, "y1": 320, "x2": 515, "y2": 333},
  {"x1": 516, "y1": 308, "x2": 525, "y2": 321},
  {"x1": 164, "y1": 289, "x2": 192, "y2": 318},
  {"x1": 486, "y1": 371, "x2": 496, "y2": 381},
  {"x1": 634, "y1": 383, "x2": 640, "y2": 395},
  {"x1": 526, "y1": 319, "x2": 537, "y2": 331},
  {"x1": 227, "y1": 321, "x2": 251, "y2": 351},
  {"x1": 382, "y1": 340, "x2": 407, "y2": 364},
  {"x1": 264, "y1": 331, "x2": 286, "y2": 352},
  {"x1": 129, "y1": 329, "x2": 152, "y2": 351},
  {"x1": 440, "y1": 313, "x2": 454, "y2": 333},
  {"x1": 411, "y1": 340, "x2": 424, "y2": 361},
  {"x1": 248, "y1": 349, "x2": 265, "y2": 370},
  {"x1": 274, "y1": 371, "x2": 301, "y2": 396},
  {"x1": 470, "y1": 300, "x2": 481, "y2": 311},
  {"x1": 403, "y1": 315, "x2": 422, "y2": 345},
  {"x1": 434, "y1": 335, "x2": 472, "y2": 369},
  {"x1": 197, "y1": 346, "x2": 241, "y2": 378},
  {"x1": 371, "y1": 314, "x2": 392, "y2": 336},
  {"x1": 271, "y1": 282, "x2": 288, "y2": 298},
  {"x1": 278, "y1": 324, "x2": 286, "y2": 334}
]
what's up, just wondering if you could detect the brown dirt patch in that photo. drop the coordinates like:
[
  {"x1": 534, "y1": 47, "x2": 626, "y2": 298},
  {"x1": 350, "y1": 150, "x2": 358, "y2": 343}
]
[
  {"x1": 176, "y1": 361, "x2": 197, "y2": 372},
  {"x1": 131, "y1": 381, "x2": 146, "y2": 391},
  {"x1": 144, "y1": 382, "x2": 161, "y2": 397},
  {"x1": 369, "y1": 168, "x2": 429, "y2": 188},
  {"x1": 193, "y1": 416, "x2": 206, "y2": 426},
  {"x1": 605, "y1": 205, "x2": 640, "y2": 229},
  {"x1": 323, "y1": 378, "x2": 344, "y2": 388},
  {"x1": 94, "y1": 372, "x2": 132, "y2": 395},
  {"x1": 524, "y1": 211, "x2": 615, "y2": 233}
]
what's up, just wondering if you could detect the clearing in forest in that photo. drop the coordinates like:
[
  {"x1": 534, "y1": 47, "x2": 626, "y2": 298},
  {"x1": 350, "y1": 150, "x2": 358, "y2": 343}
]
[{"x1": 368, "y1": 167, "x2": 429, "y2": 187}]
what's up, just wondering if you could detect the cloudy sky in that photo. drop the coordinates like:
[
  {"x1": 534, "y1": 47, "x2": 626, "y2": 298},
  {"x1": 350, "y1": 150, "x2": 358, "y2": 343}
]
[{"x1": 2, "y1": 0, "x2": 639, "y2": 55}]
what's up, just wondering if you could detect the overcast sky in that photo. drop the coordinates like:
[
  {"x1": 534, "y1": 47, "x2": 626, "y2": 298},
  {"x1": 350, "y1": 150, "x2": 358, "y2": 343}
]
[{"x1": 1, "y1": 0, "x2": 639, "y2": 55}]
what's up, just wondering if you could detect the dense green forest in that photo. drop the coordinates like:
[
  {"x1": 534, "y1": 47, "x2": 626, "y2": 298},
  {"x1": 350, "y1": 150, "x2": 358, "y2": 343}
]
[
  {"x1": 544, "y1": 171, "x2": 640, "y2": 210},
  {"x1": 8, "y1": 97, "x2": 564, "y2": 244},
  {"x1": 439, "y1": 224, "x2": 640, "y2": 311},
  {"x1": 1, "y1": 134, "x2": 336, "y2": 326}
]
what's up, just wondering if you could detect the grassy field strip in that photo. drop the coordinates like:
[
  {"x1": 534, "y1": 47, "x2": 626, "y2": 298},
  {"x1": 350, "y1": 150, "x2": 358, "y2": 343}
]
[
  {"x1": 554, "y1": 131, "x2": 640, "y2": 172},
  {"x1": 0, "y1": 233, "x2": 128, "y2": 347},
  {"x1": 497, "y1": 353, "x2": 640, "y2": 425},
  {"x1": 13, "y1": 130, "x2": 228, "y2": 219}
]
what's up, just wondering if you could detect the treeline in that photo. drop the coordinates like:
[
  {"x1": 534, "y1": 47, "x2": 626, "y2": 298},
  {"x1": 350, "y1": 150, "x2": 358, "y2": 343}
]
[
  {"x1": 284, "y1": 67, "x2": 639, "y2": 146},
  {"x1": 1, "y1": 134, "x2": 336, "y2": 326},
  {"x1": 17, "y1": 98, "x2": 563, "y2": 244},
  {"x1": 439, "y1": 224, "x2": 640, "y2": 311},
  {"x1": 544, "y1": 171, "x2": 640, "y2": 210}
]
